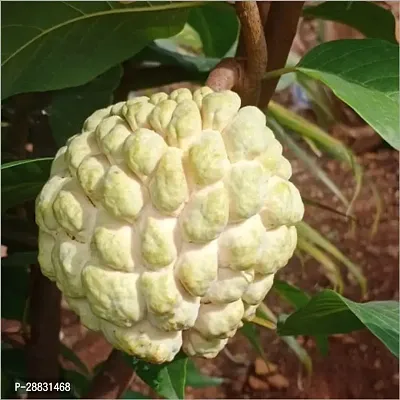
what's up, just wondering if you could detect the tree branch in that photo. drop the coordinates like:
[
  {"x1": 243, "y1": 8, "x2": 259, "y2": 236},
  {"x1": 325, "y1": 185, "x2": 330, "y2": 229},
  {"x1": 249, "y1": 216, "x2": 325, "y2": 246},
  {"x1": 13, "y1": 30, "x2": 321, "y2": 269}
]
[
  {"x1": 257, "y1": 1, "x2": 271, "y2": 29},
  {"x1": 83, "y1": 349, "x2": 135, "y2": 399},
  {"x1": 235, "y1": 1, "x2": 268, "y2": 105},
  {"x1": 27, "y1": 265, "x2": 62, "y2": 399},
  {"x1": 259, "y1": 1, "x2": 305, "y2": 107},
  {"x1": 205, "y1": 57, "x2": 244, "y2": 93},
  {"x1": 206, "y1": 1, "x2": 267, "y2": 106}
]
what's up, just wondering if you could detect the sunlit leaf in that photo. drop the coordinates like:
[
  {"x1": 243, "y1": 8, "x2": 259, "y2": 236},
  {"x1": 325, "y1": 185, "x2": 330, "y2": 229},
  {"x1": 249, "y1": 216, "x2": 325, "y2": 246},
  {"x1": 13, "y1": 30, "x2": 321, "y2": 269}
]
[
  {"x1": 278, "y1": 290, "x2": 399, "y2": 358},
  {"x1": 297, "y1": 39, "x2": 400, "y2": 150}
]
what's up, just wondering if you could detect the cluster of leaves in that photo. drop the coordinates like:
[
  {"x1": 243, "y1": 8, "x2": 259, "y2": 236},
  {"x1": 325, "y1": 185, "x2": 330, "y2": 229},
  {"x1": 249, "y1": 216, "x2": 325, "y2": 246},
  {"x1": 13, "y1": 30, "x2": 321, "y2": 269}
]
[{"x1": 1, "y1": 1, "x2": 399, "y2": 399}]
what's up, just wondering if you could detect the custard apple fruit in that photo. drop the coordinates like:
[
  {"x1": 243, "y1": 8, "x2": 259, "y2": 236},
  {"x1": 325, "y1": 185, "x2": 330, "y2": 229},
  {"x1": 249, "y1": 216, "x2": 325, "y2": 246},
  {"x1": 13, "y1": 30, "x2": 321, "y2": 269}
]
[{"x1": 36, "y1": 86, "x2": 304, "y2": 364}]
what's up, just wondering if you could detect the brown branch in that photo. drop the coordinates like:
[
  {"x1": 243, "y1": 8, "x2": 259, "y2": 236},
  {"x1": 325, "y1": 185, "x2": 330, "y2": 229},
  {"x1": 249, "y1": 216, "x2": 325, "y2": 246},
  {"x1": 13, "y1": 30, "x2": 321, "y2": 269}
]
[
  {"x1": 259, "y1": 1, "x2": 305, "y2": 107},
  {"x1": 27, "y1": 265, "x2": 62, "y2": 399},
  {"x1": 205, "y1": 57, "x2": 244, "y2": 92},
  {"x1": 83, "y1": 349, "x2": 135, "y2": 399},
  {"x1": 257, "y1": 1, "x2": 271, "y2": 29},
  {"x1": 206, "y1": 1, "x2": 267, "y2": 106},
  {"x1": 235, "y1": 1, "x2": 268, "y2": 105}
]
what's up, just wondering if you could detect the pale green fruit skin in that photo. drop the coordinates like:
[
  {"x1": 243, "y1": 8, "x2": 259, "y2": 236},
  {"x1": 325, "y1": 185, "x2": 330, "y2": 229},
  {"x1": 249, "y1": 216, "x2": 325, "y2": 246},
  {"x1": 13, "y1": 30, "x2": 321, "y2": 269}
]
[{"x1": 35, "y1": 87, "x2": 304, "y2": 364}]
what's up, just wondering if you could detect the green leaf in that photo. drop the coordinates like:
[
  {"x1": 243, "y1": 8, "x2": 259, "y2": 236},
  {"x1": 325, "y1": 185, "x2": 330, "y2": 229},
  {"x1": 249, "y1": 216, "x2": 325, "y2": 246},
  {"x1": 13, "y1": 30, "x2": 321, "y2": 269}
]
[
  {"x1": 297, "y1": 39, "x2": 400, "y2": 150},
  {"x1": 256, "y1": 305, "x2": 314, "y2": 373},
  {"x1": 188, "y1": 2, "x2": 239, "y2": 58},
  {"x1": 2, "y1": 1, "x2": 200, "y2": 99},
  {"x1": 1, "y1": 252, "x2": 38, "y2": 267},
  {"x1": 48, "y1": 65, "x2": 122, "y2": 147},
  {"x1": 280, "y1": 336, "x2": 313, "y2": 376},
  {"x1": 273, "y1": 280, "x2": 310, "y2": 309},
  {"x1": 314, "y1": 335, "x2": 329, "y2": 357},
  {"x1": 277, "y1": 290, "x2": 400, "y2": 358},
  {"x1": 303, "y1": 1, "x2": 397, "y2": 43},
  {"x1": 60, "y1": 343, "x2": 90, "y2": 377},
  {"x1": 185, "y1": 359, "x2": 224, "y2": 388},
  {"x1": 1, "y1": 158, "x2": 53, "y2": 212},
  {"x1": 240, "y1": 322, "x2": 265, "y2": 359},
  {"x1": 129, "y1": 352, "x2": 188, "y2": 399},
  {"x1": 1, "y1": 265, "x2": 30, "y2": 321},
  {"x1": 273, "y1": 281, "x2": 329, "y2": 356}
]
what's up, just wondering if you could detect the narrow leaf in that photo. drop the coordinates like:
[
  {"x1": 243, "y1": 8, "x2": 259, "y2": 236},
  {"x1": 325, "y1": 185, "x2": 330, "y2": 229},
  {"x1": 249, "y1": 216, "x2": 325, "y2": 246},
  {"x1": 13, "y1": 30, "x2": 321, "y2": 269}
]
[
  {"x1": 367, "y1": 179, "x2": 383, "y2": 238},
  {"x1": 240, "y1": 322, "x2": 265, "y2": 359},
  {"x1": 303, "y1": 1, "x2": 397, "y2": 43},
  {"x1": 281, "y1": 336, "x2": 313, "y2": 376},
  {"x1": 1, "y1": 158, "x2": 53, "y2": 212},
  {"x1": 267, "y1": 101, "x2": 363, "y2": 215},
  {"x1": 296, "y1": 221, "x2": 366, "y2": 295},
  {"x1": 48, "y1": 65, "x2": 123, "y2": 147},
  {"x1": 277, "y1": 290, "x2": 399, "y2": 358},
  {"x1": 297, "y1": 237, "x2": 344, "y2": 293},
  {"x1": 257, "y1": 305, "x2": 314, "y2": 373},
  {"x1": 2, "y1": 1, "x2": 199, "y2": 99},
  {"x1": 270, "y1": 117, "x2": 349, "y2": 208},
  {"x1": 297, "y1": 39, "x2": 400, "y2": 150},
  {"x1": 185, "y1": 359, "x2": 224, "y2": 388}
]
